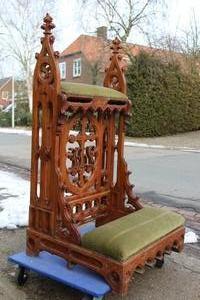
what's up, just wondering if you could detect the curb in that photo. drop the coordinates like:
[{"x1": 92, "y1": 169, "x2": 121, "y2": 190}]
[
  {"x1": 1, "y1": 128, "x2": 200, "y2": 153},
  {"x1": 124, "y1": 141, "x2": 200, "y2": 153}
]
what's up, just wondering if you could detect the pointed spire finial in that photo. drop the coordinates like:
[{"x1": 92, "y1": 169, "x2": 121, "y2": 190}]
[
  {"x1": 103, "y1": 37, "x2": 126, "y2": 94},
  {"x1": 41, "y1": 13, "x2": 55, "y2": 35},
  {"x1": 111, "y1": 37, "x2": 122, "y2": 54}
]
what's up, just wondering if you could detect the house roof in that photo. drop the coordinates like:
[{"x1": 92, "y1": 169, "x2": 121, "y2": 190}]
[
  {"x1": 60, "y1": 34, "x2": 185, "y2": 72},
  {"x1": 60, "y1": 34, "x2": 154, "y2": 59},
  {"x1": 0, "y1": 77, "x2": 12, "y2": 90},
  {"x1": 60, "y1": 35, "x2": 165, "y2": 69},
  {"x1": 61, "y1": 35, "x2": 110, "y2": 64}
]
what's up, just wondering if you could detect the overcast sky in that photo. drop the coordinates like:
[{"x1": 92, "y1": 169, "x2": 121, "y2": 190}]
[
  {"x1": 56, "y1": 0, "x2": 200, "y2": 51},
  {"x1": 1, "y1": 0, "x2": 200, "y2": 78}
]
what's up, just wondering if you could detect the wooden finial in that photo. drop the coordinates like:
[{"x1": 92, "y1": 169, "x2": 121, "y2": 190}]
[
  {"x1": 103, "y1": 37, "x2": 127, "y2": 94},
  {"x1": 41, "y1": 13, "x2": 55, "y2": 35},
  {"x1": 111, "y1": 37, "x2": 122, "y2": 54}
]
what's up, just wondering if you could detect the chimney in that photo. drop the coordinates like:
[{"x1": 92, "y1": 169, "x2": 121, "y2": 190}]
[{"x1": 97, "y1": 26, "x2": 107, "y2": 40}]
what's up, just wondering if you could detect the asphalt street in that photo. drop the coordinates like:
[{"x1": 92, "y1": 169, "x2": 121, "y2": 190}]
[{"x1": 0, "y1": 132, "x2": 200, "y2": 212}]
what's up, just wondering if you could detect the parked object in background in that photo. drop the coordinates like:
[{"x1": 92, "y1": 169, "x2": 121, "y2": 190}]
[{"x1": 22, "y1": 14, "x2": 185, "y2": 296}]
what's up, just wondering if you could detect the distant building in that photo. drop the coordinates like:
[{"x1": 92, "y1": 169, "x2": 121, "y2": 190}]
[
  {"x1": 59, "y1": 27, "x2": 185, "y2": 86},
  {"x1": 59, "y1": 26, "x2": 110, "y2": 85},
  {"x1": 0, "y1": 77, "x2": 28, "y2": 111},
  {"x1": 0, "y1": 77, "x2": 12, "y2": 110}
]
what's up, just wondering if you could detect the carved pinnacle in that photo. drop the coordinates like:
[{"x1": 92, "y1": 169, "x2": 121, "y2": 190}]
[
  {"x1": 110, "y1": 37, "x2": 122, "y2": 54},
  {"x1": 41, "y1": 13, "x2": 55, "y2": 35}
]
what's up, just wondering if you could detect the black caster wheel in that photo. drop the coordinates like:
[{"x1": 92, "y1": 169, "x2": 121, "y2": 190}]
[
  {"x1": 17, "y1": 266, "x2": 28, "y2": 286},
  {"x1": 67, "y1": 261, "x2": 76, "y2": 269},
  {"x1": 155, "y1": 257, "x2": 164, "y2": 268},
  {"x1": 81, "y1": 295, "x2": 104, "y2": 300}
]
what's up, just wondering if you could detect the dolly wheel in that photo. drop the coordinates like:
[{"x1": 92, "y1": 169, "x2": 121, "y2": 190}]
[
  {"x1": 67, "y1": 261, "x2": 76, "y2": 269},
  {"x1": 155, "y1": 257, "x2": 164, "y2": 268},
  {"x1": 81, "y1": 295, "x2": 104, "y2": 300},
  {"x1": 17, "y1": 266, "x2": 28, "y2": 286}
]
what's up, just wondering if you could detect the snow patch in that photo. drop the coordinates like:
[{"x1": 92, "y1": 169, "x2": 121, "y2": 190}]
[
  {"x1": 184, "y1": 231, "x2": 199, "y2": 244},
  {"x1": 0, "y1": 170, "x2": 29, "y2": 229}
]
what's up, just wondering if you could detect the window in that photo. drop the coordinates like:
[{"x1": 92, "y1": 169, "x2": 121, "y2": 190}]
[
  {"x1": 73, "y1": 58, "x2": 81, "y2": 77},
  {"x1": 59, "y1": 62, "x2": 66, "y2": 79},
  {"x1": 2, "y1": 91, "x2": 9, "y2": 99}
]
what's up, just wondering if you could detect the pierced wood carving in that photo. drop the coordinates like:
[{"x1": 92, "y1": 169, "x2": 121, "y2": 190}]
[
  {"x1": 66, "y1": 113, "x2": 98, "y2": 190},
  {"x1": 27, "y1": 14, "x2": 185, "y2": 296}
]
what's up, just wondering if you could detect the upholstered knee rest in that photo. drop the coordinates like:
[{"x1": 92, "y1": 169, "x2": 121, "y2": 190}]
[
  {"x1": 61, "y1": 82, "x2": 128, "y2": 99},
  {"x1": 82, "y1": 207, "x2": 185, "y2": 261}
]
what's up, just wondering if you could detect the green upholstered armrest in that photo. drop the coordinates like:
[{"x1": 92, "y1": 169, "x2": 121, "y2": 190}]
[{"x1": 82, "y1": 207, "x2": 185, "y2": 261}]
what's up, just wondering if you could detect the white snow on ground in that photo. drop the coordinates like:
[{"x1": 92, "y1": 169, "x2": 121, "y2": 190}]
[
  {"x1": 184, "y1": 230, "x2": 199, "y2": 244},
  {"x1": 0, "y1": 170, "x2": 29, "y2": 229}
]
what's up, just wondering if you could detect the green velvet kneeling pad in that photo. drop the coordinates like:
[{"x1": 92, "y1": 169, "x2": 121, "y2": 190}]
[
  {"x1": 61, "y1": 82, "x2": 128, "y2": 99},
  {"x1": 82, "y1": 207, "x2": 185, "y2": 262}
]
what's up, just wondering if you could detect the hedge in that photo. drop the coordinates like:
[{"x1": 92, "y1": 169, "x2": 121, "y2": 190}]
[
  {"x1": 126, "y1": 52, "x2": 200, "y2": 137},
  {"x1": 0, "y1": 111, "x2": 11, "y2": 127},
  {"x1": 0, "y1": 106, "x2": 32, "y2": 127}
]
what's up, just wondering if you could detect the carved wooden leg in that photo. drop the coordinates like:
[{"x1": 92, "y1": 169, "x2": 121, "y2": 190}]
[
  {"x1": 105, "y1": 267, "x2": 133, "y2": 296},
  {"x1": 26, "y1": 231, "x2": 40, "y2": 256}
]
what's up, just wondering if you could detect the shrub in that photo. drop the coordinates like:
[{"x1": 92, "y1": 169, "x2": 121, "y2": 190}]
[
  {"x1": 0, "y1": 103, "x2": 32, "y2": 128},
  {"x1": 126, "y1": 52, "x2": 200, "y2": 137},
  {"x1": 15, "y1": 101, "x2": 32, "y2": 127},
  {"x1": 0, "y1": 111, "x2": 12, "y2": 127},
  {"x1": 15, "y1": 109, "x2": 32, "y2": 127}
]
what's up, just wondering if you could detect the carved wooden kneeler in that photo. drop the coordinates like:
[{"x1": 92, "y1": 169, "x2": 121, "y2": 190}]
[{"x1": 27, "y1": 14, "x2": 185, "y2": 295}]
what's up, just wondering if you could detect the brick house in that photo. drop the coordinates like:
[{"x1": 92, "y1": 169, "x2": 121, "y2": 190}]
[
  {"x1": 0, "y1": 77, "x2": 28, "y2": 111},
  {"x1": 59, "y1": 27, "x2": 112, "y2": 86},
  {"x1": 59, "y1": 27, "x2": 185, "y2": 86},
  {"x1": 0, "y1": 77, "x2": 12, "y2": 110}
]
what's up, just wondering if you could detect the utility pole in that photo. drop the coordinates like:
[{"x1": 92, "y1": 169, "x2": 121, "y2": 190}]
[{"x1": 12, "y1": 75, "x2": 15, "y2": 128}]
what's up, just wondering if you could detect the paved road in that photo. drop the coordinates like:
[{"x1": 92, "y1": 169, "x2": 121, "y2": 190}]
[
  {"x1": 0, "y1": 132, "x2": 200, "y2": 212},
  {"x1": 0, "y1": 133, "x2": 31, "y2": 169},
  {"x1": 125, "y1": 147, "x2": 200, "y2": 212}
]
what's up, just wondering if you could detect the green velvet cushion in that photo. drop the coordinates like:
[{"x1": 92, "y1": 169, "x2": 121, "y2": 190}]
[
  {"x1": 82, "y1": 207, "x2": 185, "y2": 261},
  {"x1": 61, "y1": 82, "x2": 128, "y2": 99}
]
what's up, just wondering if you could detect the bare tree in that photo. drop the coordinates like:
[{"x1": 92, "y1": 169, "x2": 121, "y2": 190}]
[
  {"x1": 148, "y1": 10, "x2": 200, "y2": 75},
  {"x1": 180, "y1": 11, "x2": 200, "y2": 58},
  {"x1": 0, "y1": 0, "x2": 55, "y2": 112},
  {"x1": 78, "y1": 0, "x2": 166, "y2": 42}
]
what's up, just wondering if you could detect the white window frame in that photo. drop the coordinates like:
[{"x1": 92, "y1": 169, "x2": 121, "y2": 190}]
[
  {"x1": 59, "y1": 62, "x2": 66, "y2": 79},
  {"x1": 73, "y1": 58, "x2": 81, "y2": 77},
  {"x1": 2, "y1": 91, "x2": 9, "y2": 99}
]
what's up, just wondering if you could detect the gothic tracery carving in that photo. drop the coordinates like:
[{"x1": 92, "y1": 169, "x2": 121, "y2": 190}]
[{"x1": 66, "y1": 113, "x2": 99, "y2": 190}]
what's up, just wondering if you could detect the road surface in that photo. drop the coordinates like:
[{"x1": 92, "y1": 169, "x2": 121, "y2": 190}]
[{"x1": 0, "y1": 132, "x2": 200, "y2": 212}]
